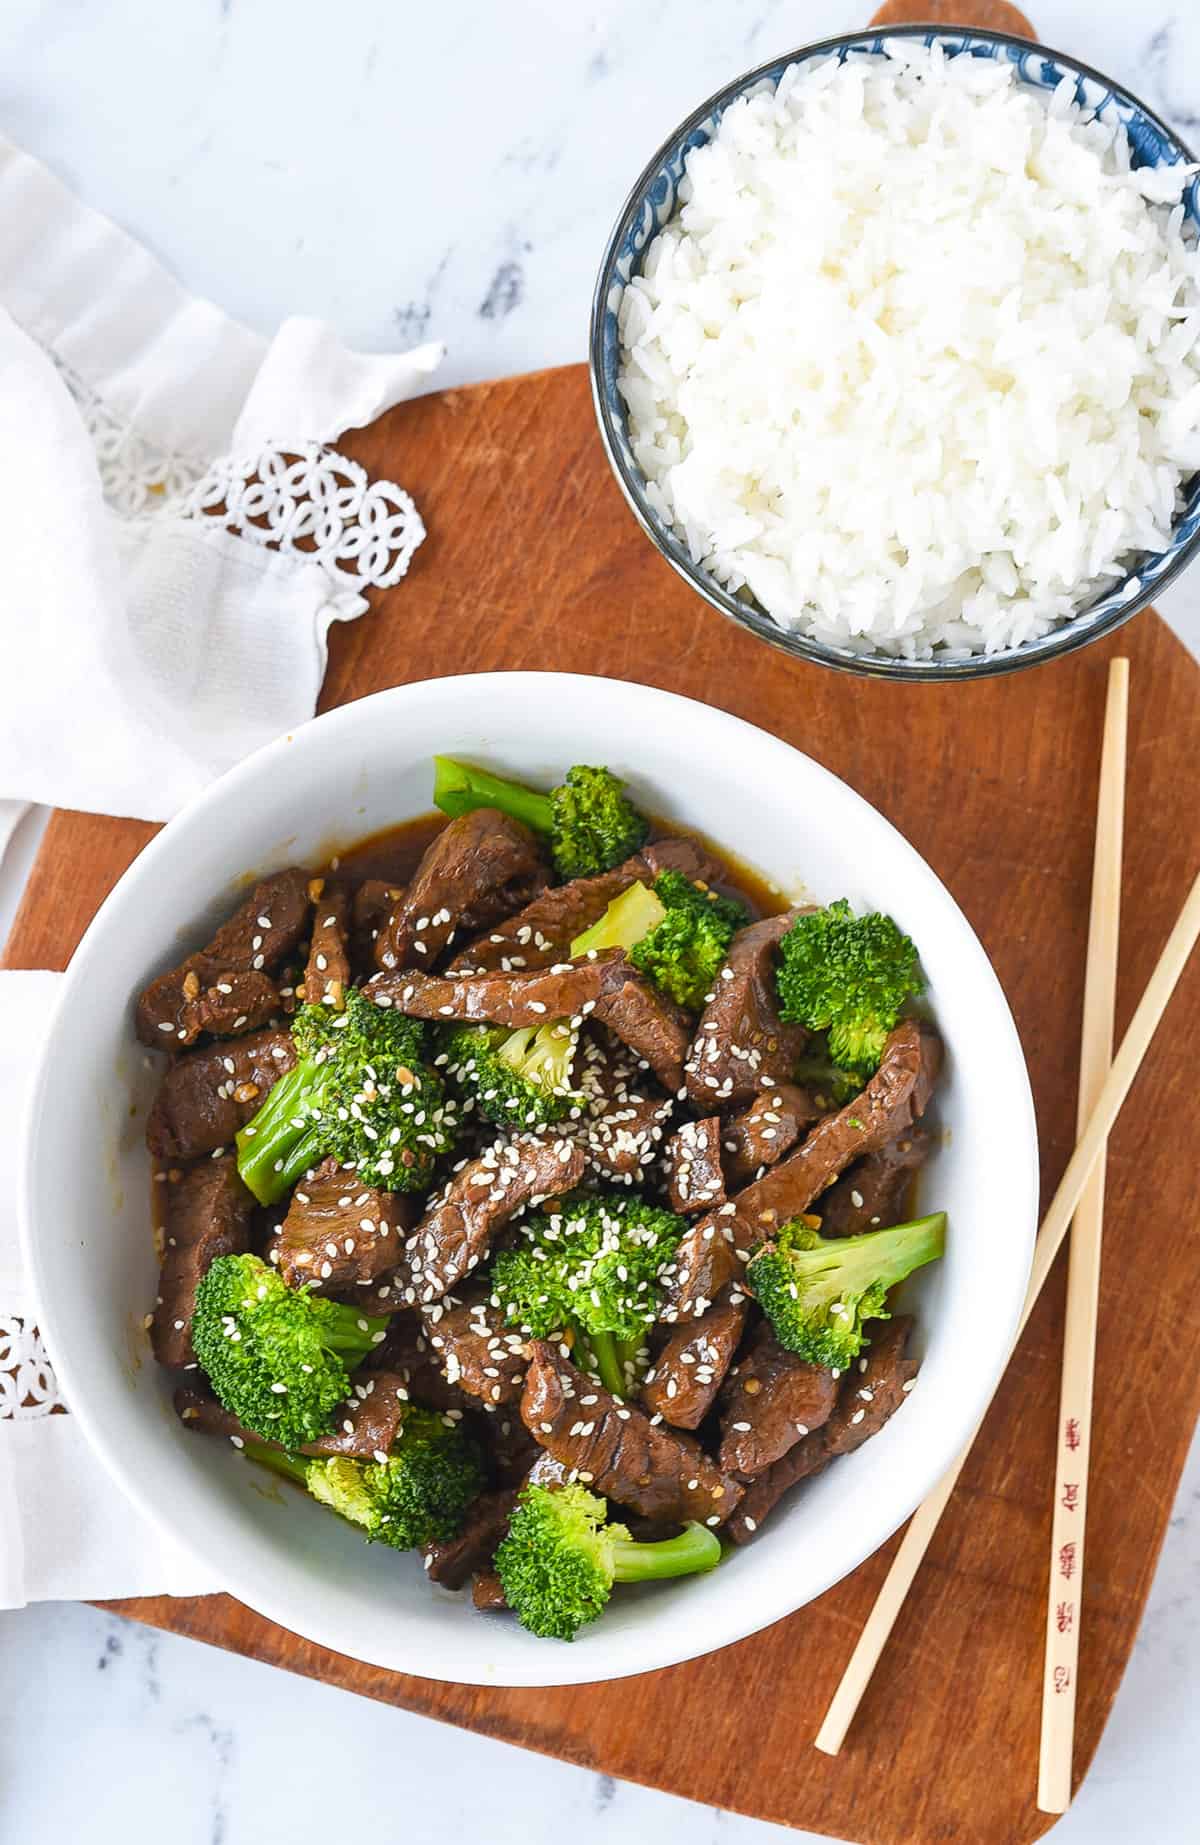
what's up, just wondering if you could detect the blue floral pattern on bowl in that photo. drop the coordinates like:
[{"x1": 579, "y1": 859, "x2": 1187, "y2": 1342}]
[{"x1": 589, "y1": 25, "x2": 1200, "y2": 681}]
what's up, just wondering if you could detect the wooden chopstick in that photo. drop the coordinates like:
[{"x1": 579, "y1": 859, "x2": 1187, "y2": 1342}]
[
  {"x1": 817, "y1": 749, "x2": 1200, "y2": 1762},
  {"x1": 1036, "y1": 659, "x2": 1128, "y2": 1810}
]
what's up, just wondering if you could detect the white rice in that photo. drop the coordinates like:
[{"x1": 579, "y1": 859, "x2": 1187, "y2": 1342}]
[{"x1": 617, "y1": 42, "x2": 1200, "y2": 658}]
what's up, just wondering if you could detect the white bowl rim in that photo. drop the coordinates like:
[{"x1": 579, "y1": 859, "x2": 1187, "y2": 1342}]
[{"x1": 20, "y1": 670, "x2": 1039, "y2": 1687}]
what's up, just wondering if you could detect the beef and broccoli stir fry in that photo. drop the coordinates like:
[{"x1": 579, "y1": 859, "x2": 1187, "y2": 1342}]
[{"x1": 142, "y1": 757, "x2": 945, "y2": 1642}]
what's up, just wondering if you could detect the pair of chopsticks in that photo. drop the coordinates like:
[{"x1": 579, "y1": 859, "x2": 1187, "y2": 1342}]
[{"x1": 815, "y1": 658, "x2": 1200, "y2": 1808}]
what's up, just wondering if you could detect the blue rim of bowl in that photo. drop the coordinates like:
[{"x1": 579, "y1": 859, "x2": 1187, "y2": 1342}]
[{"x1": 589, "y1": 24, "x2": 1200, "y2": 682}]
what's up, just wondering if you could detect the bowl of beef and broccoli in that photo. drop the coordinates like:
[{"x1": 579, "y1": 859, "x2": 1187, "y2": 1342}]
[{"x1": 21, "y1": 672, "x2": 1038, "y2": 1684}]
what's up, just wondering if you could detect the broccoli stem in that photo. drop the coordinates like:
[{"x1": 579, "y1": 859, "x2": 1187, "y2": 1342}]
[
  {"x1": 235, "y1": 1058, "x2": 329, "y2": 1205},
  {"x1": 610, "y1": 1522, "x2": 723, "y2": 1582},
  {"x1": 570, "y1": 881, "x2": 666, "y2": 957},
  {"x1": 822, "y1": 1213, "x2": 946, "y2": 1293},
  {"x1": 582, "y1": 1327, "x2": 627, "y2": 1398},
  {"x1": 433, "y1": 757, "x2": 555, "y2": 836},
  {"x1": 611, "y1": 1332, "x2": 646, "y2": 1396},
  {"x1": 242, "y1": 1441, "x2": 310, "y2": 1488}
]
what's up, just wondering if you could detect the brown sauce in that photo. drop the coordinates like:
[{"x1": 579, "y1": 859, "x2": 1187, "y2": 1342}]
[{"x1": 332, "y1": 811, "x2": 785, "y2": 919}]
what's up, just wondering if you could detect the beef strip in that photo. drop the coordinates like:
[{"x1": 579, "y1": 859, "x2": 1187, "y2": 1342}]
[
  {"x1": 151, "y1": 1157, "x2": 255, "y2": 1367},
  {"x1": 589, "y1": 967, "x2": 691, "y2": 1094},
  {"x1": 566, "y1": 1029, "x2": 675, "y2": 1182},
  {"x1": 300, "y1": 879, "x2": 351, "y2": 1008},
  {"x1": 266, "y1": 1156, "x2": 415, "y2": 1295},
  {"x1": 352, "y1": 879, "x2": 404, "y2": 976},
  {"x1": 172, "y1": 970, "x2": 282, "y2": 1046},
  {"x1": 725, "y1": 1318, "x2": 918, "y2": 1543},
  {"x1": 174, "y1": 1370, "x2": 411, "y2": 1459},
  {"x1": 520, "y1": 1340, "x2": 743, "y2": 1527},
  {"x1": 823, "y1": 1316, "x2": 918, "y2": 1456},
  {"x1": 370, "y1": 947, "x2": 689, "y2": 1090},
  {"x1": 403, "y1": 1134, "x2": 588, "y2": 1306},
  {"x1": 684, "y1": 910, "x2": 812, "y2": 1112},
  {"x1": 146, "y1": 1028, "x2": 296, "y2": 1161},
  {"x1": 816, "y1": 1129, "x2": 932, "y2": 1237},
  {"x1": 472, "y1": 1570, "x2": 508, "y2": 1611},
  {"x1": 640, "y1": 1290, "x2": 748, "y2": 1429},
  {"x1": 203, "y1": 868, "x2": 312, "y2": 966},
  {"x1": 717, "y1": 1322, "x2": 838, "y2": 1475},
  {"x1": 422, "y1": 1486, "x2": 520, "y2": 1588},
  {"x1": 367, "y1": 948, "x2": 627, "y2": 1026},
  {"x1": 724, "y1": 1432, "x2": 832, "y2": 1545},
  {"x1": 484, "y1": 1416, "x2": 543, "y2": 1486},
  {"x1": 375, "y1": 811, "x2": 548, "y2": 972},
  {"x1": 661, "y1": 1019, "x2": 942, "y2": 1320},
  {"x1": 640, "y1": 836, "x2": 733, "y2": 888},
  {"x1": 665, "y1": 1117, "x2": 727, "y2": 1214},
  {"x1": 136, "y1": 868, "x2": 312, "y2": 1046},
  {"x1": 419, "y1": 1289, "x2": 528, "y2": 1408},
  {"x1": 361, "y1": 1312, "x2": 478, "y2": 1413},
  {"x1": 722, "y1": 1083, "x2": 824, "y2": 1188},
  {"x1": 446, "y1": 835, "x2": 730, "y2": 975}
]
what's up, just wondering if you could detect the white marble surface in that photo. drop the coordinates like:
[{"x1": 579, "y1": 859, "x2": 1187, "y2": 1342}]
[{"x1": 2, "y1": 1, "x2": 1200, "y2": 1839}]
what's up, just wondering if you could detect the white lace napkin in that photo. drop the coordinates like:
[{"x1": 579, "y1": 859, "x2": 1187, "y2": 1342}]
[{"x1": 0, "y1": 133, "x2": 441, "y2": 1607}]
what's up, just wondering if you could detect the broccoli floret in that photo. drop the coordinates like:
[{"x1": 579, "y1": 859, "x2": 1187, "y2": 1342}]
[
  {"x1": 571, "y1": 872, "x2": 749, "y2": 1012},
  {"x1": 234, "y1": 986, "x2": 458, "y2": 1205},
  {"x1": 775, "y1": 900, "x2": 924, "y2": 1075},
  {"x1": 490, "y1": 1190, "x2": 686, "y2": 1396},
  {"x1": 550, "y1": 765, "x2": 649, "y2": 879},
  {"x1": 192, "y1": 1253, "x2": 388, "y2": 1446},
  {"x1": 495, "y1": 1480, "x2": 722, "y2": 1640},
  {"x1": 432, "y1": 757, "x2": 648, "y2": 880},
  {"x1": 246, "y1": 1407, "x2": 484, "y2": 1550},
  {"x1": 747, "y1": 1213, "x2": 946, "y2": 1370},
  {"x1": 651, "y1": 869, "x2": 748, "y2": 936},
  {"x1": 440, "y1": 1019, "x2": 582, "y2": 1130}
]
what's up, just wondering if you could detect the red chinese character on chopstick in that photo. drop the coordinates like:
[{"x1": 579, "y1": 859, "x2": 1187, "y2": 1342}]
[
  {"x1": 1053, "y1": 1666, "x2": 1071, "y2": 1695},
  {"x1": 1064, "y1": 1417, "x2": 1081, "y2": 1451},
  {"x1": 1061, "y1": 1482, "x2": 1080, "y2": 1512},
  {"x1": 1056, "y1": 1601, "x2": 1074, "y2": 1634},
  {"x1": 1059, "y1": 1541, "x2": 1077, "y2": 1580}
]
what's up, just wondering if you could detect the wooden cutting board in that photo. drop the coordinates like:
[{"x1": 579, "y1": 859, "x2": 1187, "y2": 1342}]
[{"x1": 7, "y1": 362, "x2": 1200, "y2": 1844}]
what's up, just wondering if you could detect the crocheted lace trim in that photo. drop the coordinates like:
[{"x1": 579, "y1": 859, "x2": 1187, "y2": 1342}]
[
  {"x1": 0, "y1": 1318, "x2": 64, "y2": 1419},
  {"x1": 179, "y1": 444, "x2": 425, "y2": 589},
  {"x1": 54, "y1": 353, "x2": 426, "y2": 588}
]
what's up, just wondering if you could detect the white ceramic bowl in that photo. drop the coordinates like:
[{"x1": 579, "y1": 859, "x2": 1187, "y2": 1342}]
[{"x1": 21, "y1": 672, "x2": 1038, "y2": 1687}]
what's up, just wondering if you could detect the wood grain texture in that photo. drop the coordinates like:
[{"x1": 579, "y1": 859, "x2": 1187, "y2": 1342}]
[
  {"x1": 8, "y1": 364, "x2": 1200, "y2": 1845},
  {"x1": 868, "y1": 0, "x2": 1036, "y2": 33}
]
